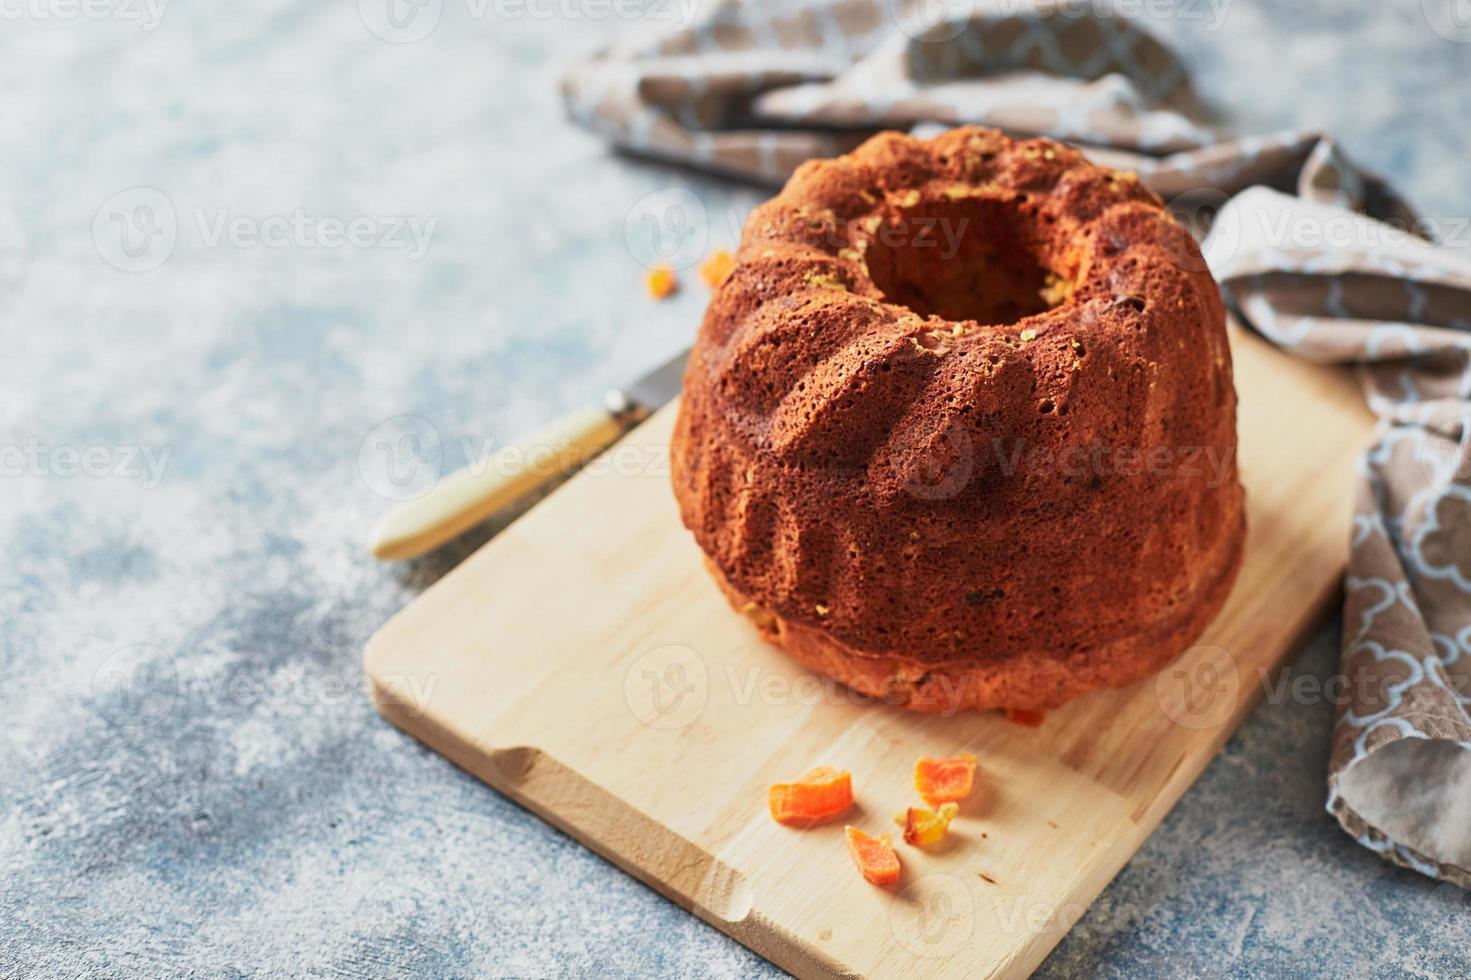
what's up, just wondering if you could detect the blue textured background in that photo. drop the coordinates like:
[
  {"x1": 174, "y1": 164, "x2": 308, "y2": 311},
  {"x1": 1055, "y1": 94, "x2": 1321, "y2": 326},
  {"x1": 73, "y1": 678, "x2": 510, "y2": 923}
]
[{"x1": 4, "y1": 1, "x2": 1471, "y2": 976}]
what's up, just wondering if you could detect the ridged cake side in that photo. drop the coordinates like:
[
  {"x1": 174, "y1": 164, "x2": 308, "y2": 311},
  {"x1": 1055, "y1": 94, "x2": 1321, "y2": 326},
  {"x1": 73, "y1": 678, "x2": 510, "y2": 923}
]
[{"x1": 671, "y1": 127, "x2": 1245, "y2": 711}]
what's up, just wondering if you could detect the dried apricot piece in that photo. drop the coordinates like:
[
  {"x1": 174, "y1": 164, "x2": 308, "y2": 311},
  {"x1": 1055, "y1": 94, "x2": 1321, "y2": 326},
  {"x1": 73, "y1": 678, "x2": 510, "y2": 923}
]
[
  {"x1": 768, "y1": 766, "x2": 853, "y2": 827},
  {"x1": 646, "y1": 264, "x2": 677, "y2": 299},
  {"x1": 1004, "y1": 708, "x2": 1046, "y2": 727},
  {"x1": 897, "y1": 802, "x2": 959, "y2": 847},
  {"x1": 845, "y1": 826, "x2": 900, "y2": 885},
  {"x1": 699, "y1": 249, "x2": 735, "y2": 288},
  {"x1": 914, "y1": 753, "x2": 976, "y2": 808}
]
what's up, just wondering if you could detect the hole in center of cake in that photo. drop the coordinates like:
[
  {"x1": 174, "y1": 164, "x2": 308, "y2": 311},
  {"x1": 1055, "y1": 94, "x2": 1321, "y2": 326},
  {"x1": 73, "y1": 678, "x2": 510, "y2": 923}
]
[{"x1": 864, "y1": 195, "x2": 1067, "y2": 326}]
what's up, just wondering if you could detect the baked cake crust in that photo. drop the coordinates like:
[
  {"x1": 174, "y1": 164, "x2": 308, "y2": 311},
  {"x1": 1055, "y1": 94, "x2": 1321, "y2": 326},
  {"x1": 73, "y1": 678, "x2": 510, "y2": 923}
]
[{"x1": 671, "y1": 127, "x2": 1246, "y2": 713}]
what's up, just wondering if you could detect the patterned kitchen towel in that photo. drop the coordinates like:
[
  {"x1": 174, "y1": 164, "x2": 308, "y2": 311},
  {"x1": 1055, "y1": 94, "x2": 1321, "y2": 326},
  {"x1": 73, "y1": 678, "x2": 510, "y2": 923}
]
[{"x1": 563, "y1": 0, "x2": 1471, "y2": 887}]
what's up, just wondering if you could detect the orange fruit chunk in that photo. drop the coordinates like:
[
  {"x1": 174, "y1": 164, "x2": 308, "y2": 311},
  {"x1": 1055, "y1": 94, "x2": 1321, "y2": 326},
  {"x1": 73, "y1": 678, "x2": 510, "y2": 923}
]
[
  {"x1": 914, "y1": 753, "x2": 977, "y2": 808},
  {"x1": 768, "y1": 766, "x2": 853, "y2": 827},
  {"x1": 646, "y1": 264, "x2": 677, "y2": 299},
  {"x1": 897, "y1": 802, "x2": 959, "y2": 847},
  {"x1": 699, "y1": 249, "x2": 735, "y2": 288},
  {"x1": 845, "y1": 826, "x2": 900, "y2": 885}
]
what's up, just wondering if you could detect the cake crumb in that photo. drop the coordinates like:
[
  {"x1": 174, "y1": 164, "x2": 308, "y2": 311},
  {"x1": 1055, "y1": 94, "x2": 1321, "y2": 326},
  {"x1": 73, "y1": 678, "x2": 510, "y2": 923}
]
[{"x1": 805, "y1": 271, "x2": 847, "y2": 291}]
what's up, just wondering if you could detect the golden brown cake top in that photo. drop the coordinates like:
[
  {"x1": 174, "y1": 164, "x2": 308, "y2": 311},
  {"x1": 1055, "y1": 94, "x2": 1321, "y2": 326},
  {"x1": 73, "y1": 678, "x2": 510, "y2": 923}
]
[{"x1": 673, "y1": 127, "x2": 1237, "y2": 670}]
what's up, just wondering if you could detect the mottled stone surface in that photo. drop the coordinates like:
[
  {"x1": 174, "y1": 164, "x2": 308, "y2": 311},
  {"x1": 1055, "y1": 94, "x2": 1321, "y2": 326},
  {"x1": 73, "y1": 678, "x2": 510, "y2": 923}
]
[{"x1": 3, "y1": 2, "x2": 1469, "y2": 977}]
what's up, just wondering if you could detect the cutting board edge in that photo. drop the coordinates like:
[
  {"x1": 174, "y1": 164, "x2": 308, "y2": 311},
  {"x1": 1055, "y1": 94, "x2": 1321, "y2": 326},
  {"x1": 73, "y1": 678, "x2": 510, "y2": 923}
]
[
  {"x1": 364, "y1": 564, "x2": 1344, "y2": 980},
  {"x1": 366, "y1": 670, "x2": 863, "y2": 980},
  {"x1": 960, "y1": 573, "x2": 1348, "y2": 980}
]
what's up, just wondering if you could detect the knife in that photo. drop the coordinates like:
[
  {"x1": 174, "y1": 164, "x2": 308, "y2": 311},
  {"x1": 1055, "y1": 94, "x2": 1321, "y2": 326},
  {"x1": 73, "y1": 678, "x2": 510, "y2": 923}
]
[{"x1": 369, "y1": 348, "x2": 689, "y2": 561}]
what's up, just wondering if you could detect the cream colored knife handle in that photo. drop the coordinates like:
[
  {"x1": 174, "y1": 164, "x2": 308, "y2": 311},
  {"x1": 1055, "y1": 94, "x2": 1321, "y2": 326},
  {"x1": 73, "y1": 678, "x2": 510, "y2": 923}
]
[{"x1": 369, "y1": 405, "x2": 626, "y2": 560}]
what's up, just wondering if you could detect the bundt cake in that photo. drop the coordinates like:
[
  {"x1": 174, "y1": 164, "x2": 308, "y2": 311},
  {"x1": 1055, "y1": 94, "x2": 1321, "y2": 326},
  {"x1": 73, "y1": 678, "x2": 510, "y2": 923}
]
[{"x1": 670, "y1": 127, "x2": 1245, "y2": 713}]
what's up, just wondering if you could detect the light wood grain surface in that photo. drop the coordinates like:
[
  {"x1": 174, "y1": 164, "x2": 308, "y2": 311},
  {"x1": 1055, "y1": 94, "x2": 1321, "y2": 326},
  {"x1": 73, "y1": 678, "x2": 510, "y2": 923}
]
[{"x1": 365, "y1": 320, "x2": 1374, "y2": 979}]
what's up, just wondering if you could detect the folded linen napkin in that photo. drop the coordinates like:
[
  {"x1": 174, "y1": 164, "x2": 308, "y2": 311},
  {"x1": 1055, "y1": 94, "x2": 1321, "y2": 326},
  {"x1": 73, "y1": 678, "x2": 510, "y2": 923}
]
[{"x1": 564, "y1": 0, "x2": 1471, "y2": 887}]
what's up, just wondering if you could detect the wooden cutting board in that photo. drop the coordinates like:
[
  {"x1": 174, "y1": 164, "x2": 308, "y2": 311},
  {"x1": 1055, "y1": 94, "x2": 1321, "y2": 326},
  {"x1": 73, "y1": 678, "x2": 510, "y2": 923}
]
[{"x1": 365, "y1": 320, "x2": 1374, "y2": 979}]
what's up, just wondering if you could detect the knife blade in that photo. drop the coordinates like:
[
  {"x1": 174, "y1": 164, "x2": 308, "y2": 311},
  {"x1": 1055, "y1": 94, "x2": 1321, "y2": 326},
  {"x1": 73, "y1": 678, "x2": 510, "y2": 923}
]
[{"x1": 369, "y1": 346, "x2": 689, "y2": 561}]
